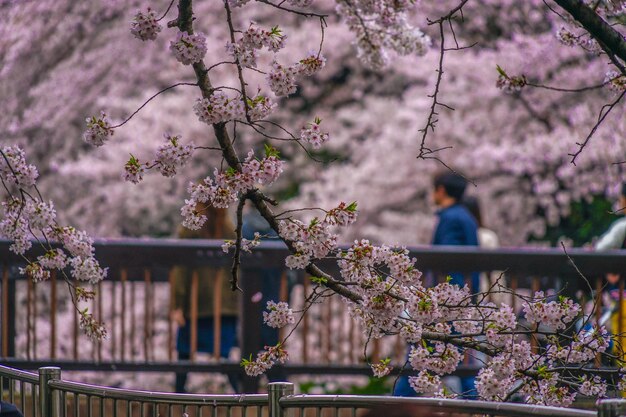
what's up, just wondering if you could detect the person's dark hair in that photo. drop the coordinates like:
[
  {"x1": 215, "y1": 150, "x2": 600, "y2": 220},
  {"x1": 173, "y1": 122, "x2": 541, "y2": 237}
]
[
  {"x1": 433, "y1": 171, "x2": 468, "y2": 201},
  {"x1": 462, "y1": 195, "x2": 483, "y2": 228},
  {"x1": 621, "y1": 182, "x2": 626, "y2": 197}
]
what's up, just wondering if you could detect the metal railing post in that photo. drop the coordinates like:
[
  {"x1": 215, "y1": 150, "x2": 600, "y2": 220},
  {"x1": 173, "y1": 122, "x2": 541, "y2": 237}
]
[
  {"x1": 598, "y1": 399, "x2": 626, "y2": 417},
  {"x1": 268, "y1": 382, "x2": 294, "y2": 417},
  {"x1": 39, "y1": 367, "x2": 61, "y2": 417}
]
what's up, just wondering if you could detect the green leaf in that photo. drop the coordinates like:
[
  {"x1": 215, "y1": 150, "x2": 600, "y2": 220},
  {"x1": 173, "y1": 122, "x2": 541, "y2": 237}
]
[
  {"x1": 346, "y1": 201, "x2": 358, "y2": 212},
  {"x1": 311, "y1": 276, "x2": 328, "y2": 284},
  {"x1": 496, "y1": 64, "x2": 508, "y2": 77},
  {"x1": 240, "y1": 354, "x2": 254, "y2": 366},
  {"x1": 127, "y1": 154, "x2": 140, "y2": 165},
  {"x1": 264, "y1": 143, "x2": 280, "y2": 158}
]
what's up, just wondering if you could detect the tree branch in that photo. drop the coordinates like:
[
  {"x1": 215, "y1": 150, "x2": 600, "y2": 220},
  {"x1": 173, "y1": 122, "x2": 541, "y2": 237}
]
[{"x1": 553, "y1": 0, "x2": 626, "y2": 70}]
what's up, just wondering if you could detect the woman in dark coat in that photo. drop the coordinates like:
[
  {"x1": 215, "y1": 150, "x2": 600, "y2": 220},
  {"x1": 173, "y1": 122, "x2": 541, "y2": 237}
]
[{"x1": 171, "y1": 205, "x2": 239, "y2": 393}]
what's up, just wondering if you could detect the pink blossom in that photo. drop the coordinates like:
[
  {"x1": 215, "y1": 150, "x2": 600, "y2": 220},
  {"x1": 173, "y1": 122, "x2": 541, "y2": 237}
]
[
  {"x1": 170, "y1": 31, "x2": 207, "y2": 65},
  {"x1": 130, "y1": 9, "x2": 161, "y2": 41}
]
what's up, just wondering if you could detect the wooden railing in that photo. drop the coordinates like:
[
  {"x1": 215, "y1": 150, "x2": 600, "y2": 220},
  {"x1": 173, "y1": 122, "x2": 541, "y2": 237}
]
[{"x1": 2, "y1": 239, "x2": 626, "y2": 391}]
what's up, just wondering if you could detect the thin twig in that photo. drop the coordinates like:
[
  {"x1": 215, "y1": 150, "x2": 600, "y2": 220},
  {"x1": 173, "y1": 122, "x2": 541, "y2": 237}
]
[
  {"x1": 110, "y1": 82, "x2": 198, "y2": 129},
  {"x1": 569, "y1": 90, "x2": 625, "y2": 164},
  {"x1": 157, "y1": 0, "x2": 176, "y2": 21},
  {"x1": 230, "y1": 194, "x2": 248, "y2": 292}
]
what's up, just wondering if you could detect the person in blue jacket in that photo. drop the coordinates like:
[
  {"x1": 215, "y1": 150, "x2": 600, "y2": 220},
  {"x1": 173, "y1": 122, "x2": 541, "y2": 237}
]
[
  {"x1": 0, "y1": 402, "x2": 24, "y2": 417},
  {"x1": 394, "y1": 171, "x2": 479, "y2": 398},
  {"x1": 431, "y1": 171, "x2": 479, "y2": 291}
]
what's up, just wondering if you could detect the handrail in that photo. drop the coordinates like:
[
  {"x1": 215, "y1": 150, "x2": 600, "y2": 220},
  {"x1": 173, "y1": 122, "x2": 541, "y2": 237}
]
[
  {"x1": 0, "y1": 364, "x2": 39, "y2": 384},
  {"x1": 279, "y1": 395, "x2": 598, "y2": 417},
  {"x1": 0, "y1": 359, "x2": 482, "y2": 376},
  {"x1": 46, "y1": 379, "x2": 268, "y2": 405},
  {"x1": 2, "y1": 238, "x2": 626, "y2": 274},
  {"x1": 0, "y1": 365, "x2": 618, "y2": 417}
]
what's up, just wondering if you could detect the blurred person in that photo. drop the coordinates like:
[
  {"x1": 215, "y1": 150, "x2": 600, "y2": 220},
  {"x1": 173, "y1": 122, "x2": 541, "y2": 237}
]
[
  {"x1": 431, "y1": 171, "x2": 479, "y2": 289},
  {"x1": 461, "y1": 195, "x2": 499, "y2": 251},
  {"x1": 394, "y1": 171, "x2": 479, "y2": 398},
  {"x1": 0, "y1": 402, "x2": 24, "y2": 417},
  {"x1": 462, "y1": 195, "x2": 502, "y2": 295},
  {"x1": 171, "y1": 204, "x2": 240, "y2": 393},
  {"x1": 241, "y1": 209, "x2": 289, "y2": 384},
  {"x1": 594, "y1": 183, "x2": 626, "y2": 365},
  {"x1": 596, "y1": 183, "x2": 626, "y2": 253},
  {"x1": 595, "y1": 183, "x2": 626, "y2": 290}
]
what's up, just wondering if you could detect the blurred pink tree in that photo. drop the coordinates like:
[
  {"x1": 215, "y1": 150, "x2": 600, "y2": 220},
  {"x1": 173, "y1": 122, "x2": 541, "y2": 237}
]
[{"x1": 1, "y1": 0, "x2": 624, "y2": 244}]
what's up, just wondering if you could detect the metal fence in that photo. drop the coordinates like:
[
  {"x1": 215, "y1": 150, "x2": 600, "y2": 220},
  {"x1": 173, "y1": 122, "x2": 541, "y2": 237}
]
[
  {"x1": 0, "y1": 365, "x2": 614, "y2": 417},
  {"x1": 3, "y1": 239, "x2": 626, "y2": 391}
]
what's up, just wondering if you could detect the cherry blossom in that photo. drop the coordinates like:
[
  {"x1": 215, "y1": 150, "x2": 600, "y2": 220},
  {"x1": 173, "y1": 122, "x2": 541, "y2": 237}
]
[
  {"x1": 170, "y1": 31, "x2": 207, "y2": 65},
  {"x1": 300, "y1": 117, "x2": 330, "y2": 149},
  {"x1": 263, "y1": 301, "x2": 295, "y2": 328},
  {"x1": 130, "y1": 9, "x2": 162, "y2": 41},
  {"x1": 371, "y1": 358, "x2": 393, "y2": 378},
  {"x1": 83, "y1": 111, "x2": 114, "y2": 147},
  {"x1": 0, "y1": 146, "x2": 38, "y2": 187},
  {"x1": 154, "y1": 134, "x2": 194, "y2": 178},
  {"x1": 267, "y1": 61, "x2": 298, "y2": 97}
]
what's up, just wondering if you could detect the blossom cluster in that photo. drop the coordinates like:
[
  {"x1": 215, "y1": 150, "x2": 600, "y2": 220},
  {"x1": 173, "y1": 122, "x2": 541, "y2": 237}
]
[
  {"x1": 521, "y1": 374, "x2": 576, "y2": 407},
  {"x1": 475, "y1": 346, "x2": 533, "y2": 401},
  {"x1": 194, "y1": 91, "x2": 276, "y2": 125},
  {"x1": 223, "y1": 21, "x2": 325, "y2": 98},
  {"x1": 123, "y1": 155, "x2": 145, "y2": 184},
  {"x1": 130, "y1": 9, "x2": 162, "y2": 41},
  {"x1": 409, "y1": 342, "x2": 462, "y2": 375},
  {"x1": 522, "y1": 291, "x2": 581, "y2": 330},
  {"x1": 83, "y1": 111, "x2": 114, "y2": 147},
  {"x1": 222, "y1": 232, "x2": 261, "y2": 253},
  {"x1": 154, "y1": 134, "x2": 194, "y2": 177},
  {"x1": 555, "y1": 24, "x2": 602, "y2": 53},
  {"x1": 263, "y1": 301, "x2": 295, "y2": 328},
  {"x1": 335, "y1": 0, "x2": 431, "y2": 69},
  {"x1": 300, "y1": 117, "x2": 330, "y2": 149},
  {"x1": 495, "y1": 65, "x2": 527, "y2": 93},
  {"x1": 170, "y1": 31, "x2": 208, "y2": 65},
  {"x1": 578, "y1": 375, "x2": 607, "y2": 397},
  {"x1": 241, "y1": 343, "x2": 288, "y2": 376},
  {"x1": 371, "y1": 358, "x2": 393, "y2": 377},
  {"x1": 327, "y1": 231, "x2": 597, "y2": 404},
  {"x1": 546, "y1": 325, "x2": 609, "y2": 363},
  {"x1": 182, "y1": 147, "x2": 284, "y2": 229},
  {"x1": 226, "y1": 24, "x2": 287, "y2": 68},
  {"x1": 0, "y1": 145, "x2": 39, "y2": 187},
  {"x1": 129, "y1": 10, "x2": 206, "y2": 66},
  {"x1": 605, "y1": 70, "x2": 626, "y2": 92},
  {"x1": 266, "y1": 53, "x2": 326, "y2": 97},
  {"x1": 408, "y1": 370, "x2": 444, "y2": 397},
  {"x1": 0, "y1": 146, "x2": 108, "y2": 310},
  {"x1": 122, "y1": 134, "x2": 194, "y2": 183},
  {"x1": 278, "y1": 201, "x2": 358, "y2": 270},
  {"x1": 267, "y1": 61, "x2": 299, "y2": 97}
]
